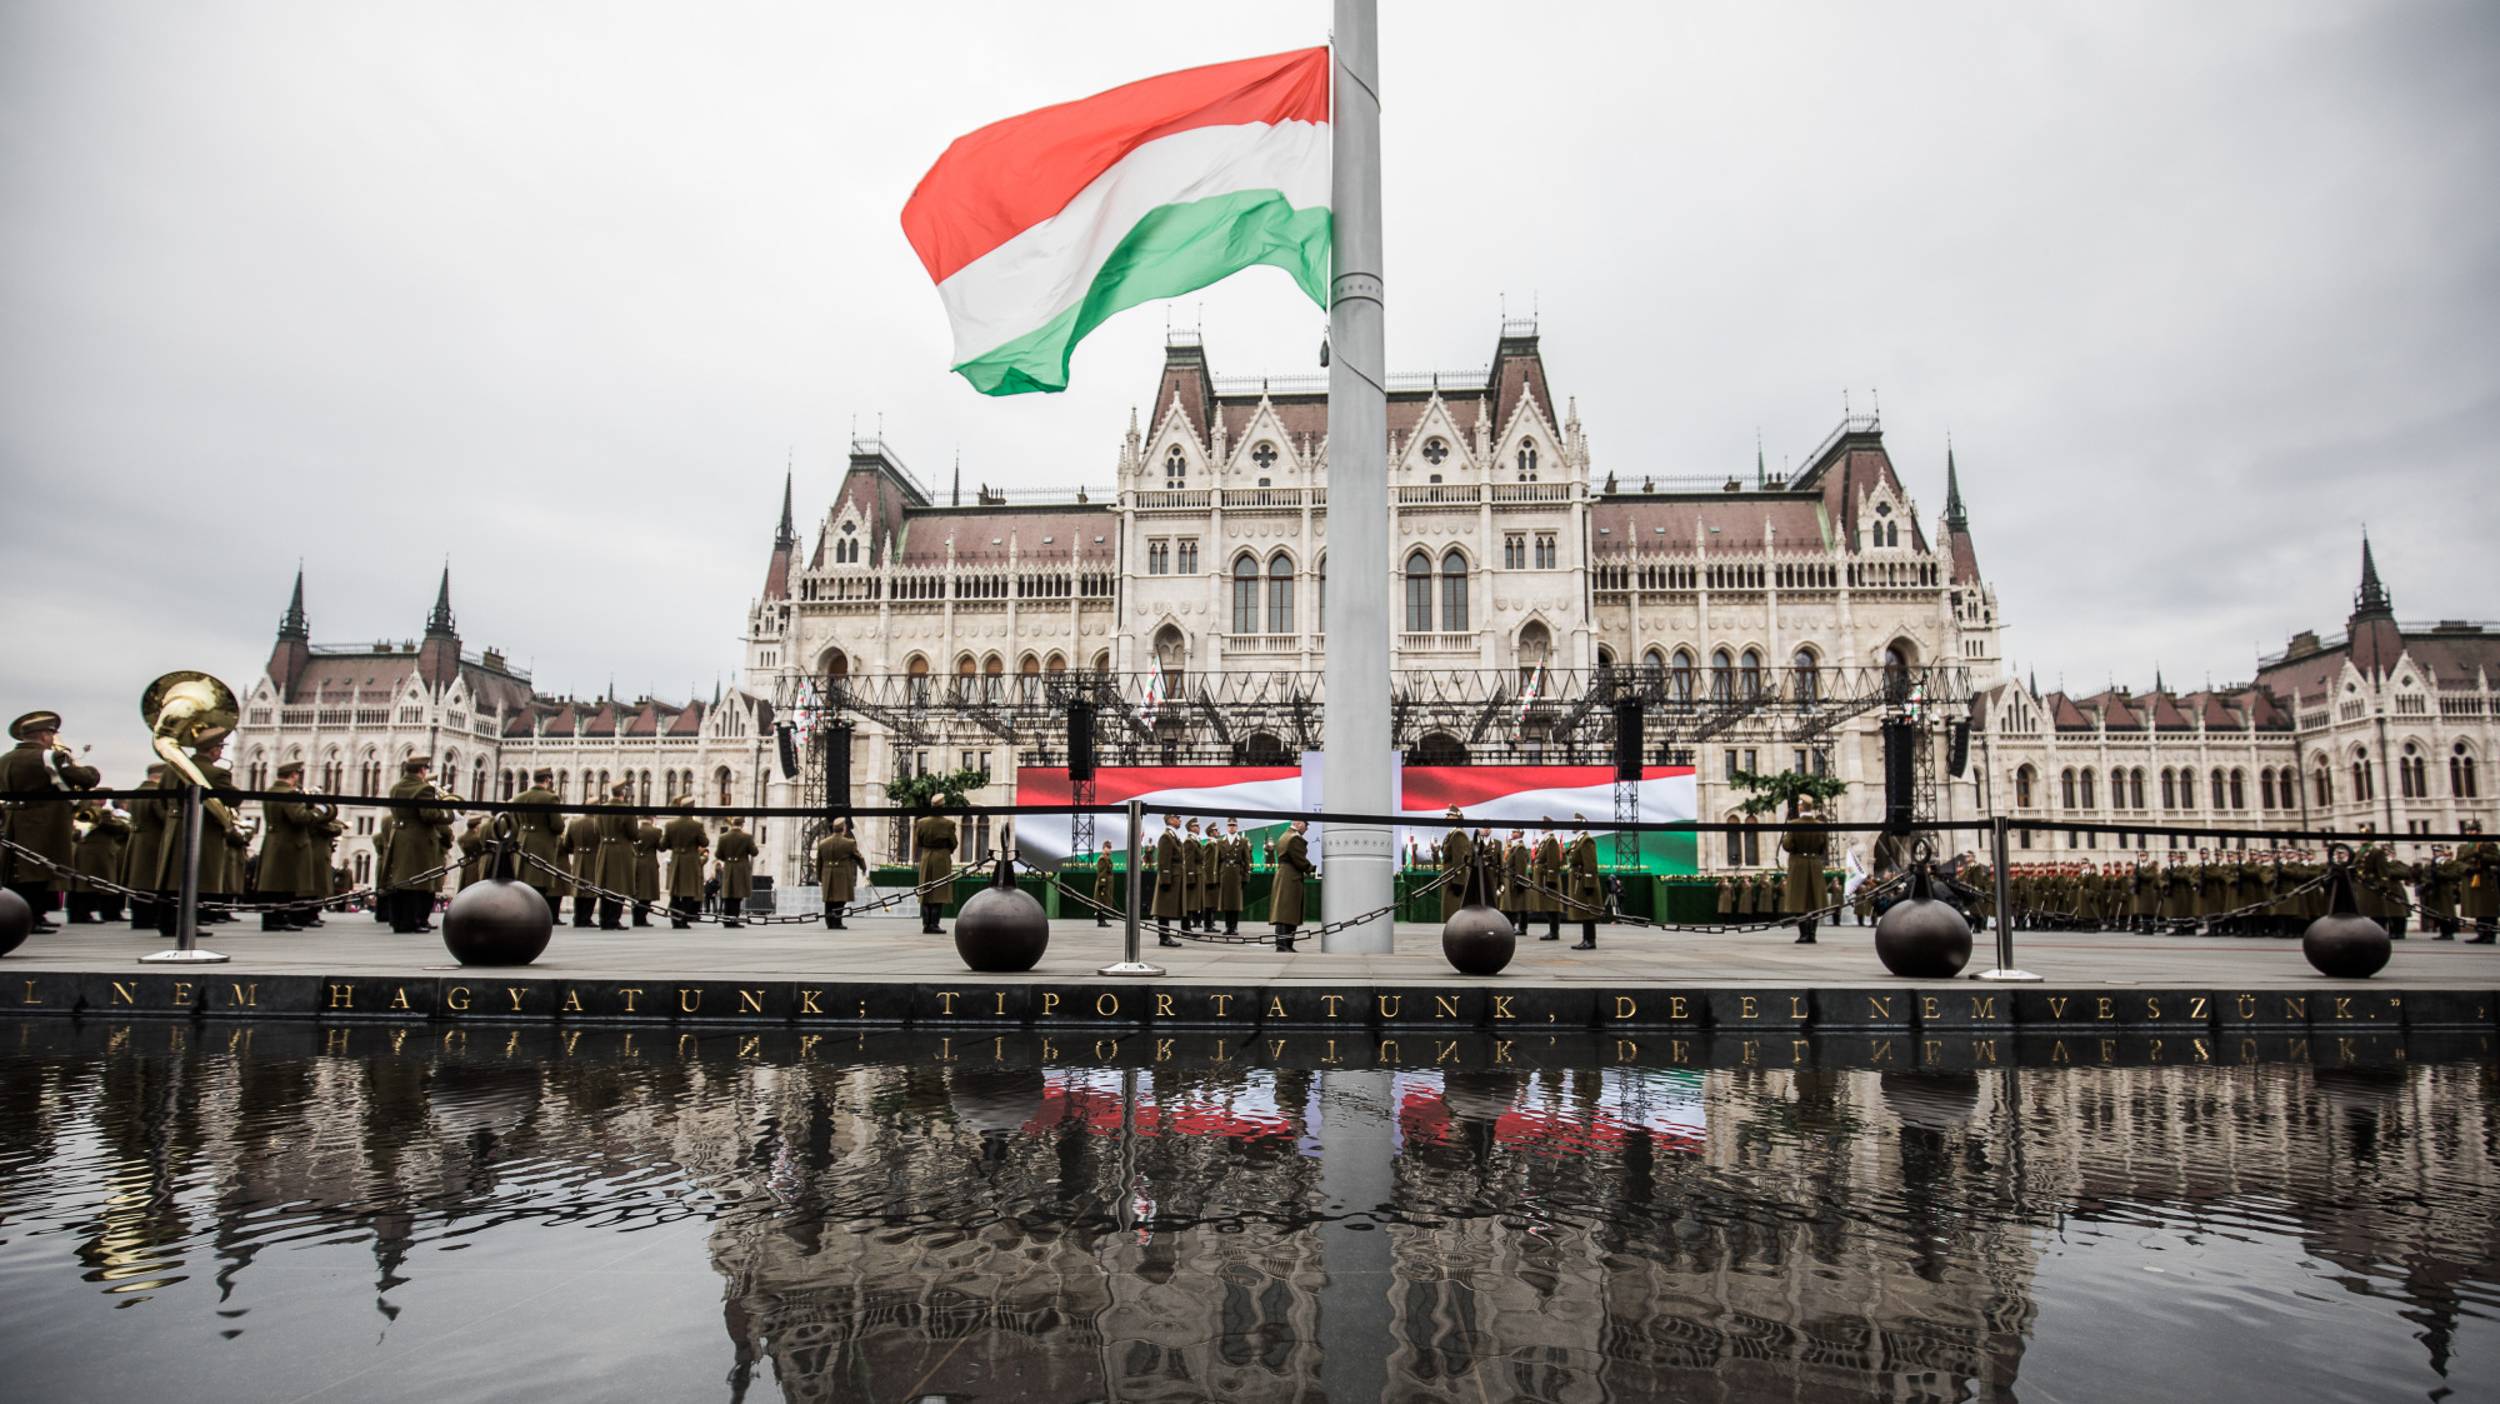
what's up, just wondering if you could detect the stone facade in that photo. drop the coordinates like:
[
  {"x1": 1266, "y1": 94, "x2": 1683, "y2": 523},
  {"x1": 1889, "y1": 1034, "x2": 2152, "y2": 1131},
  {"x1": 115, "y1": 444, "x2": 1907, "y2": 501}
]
[{"x1": 230, "y1": 321, "x2": 2496, "y2": 891}]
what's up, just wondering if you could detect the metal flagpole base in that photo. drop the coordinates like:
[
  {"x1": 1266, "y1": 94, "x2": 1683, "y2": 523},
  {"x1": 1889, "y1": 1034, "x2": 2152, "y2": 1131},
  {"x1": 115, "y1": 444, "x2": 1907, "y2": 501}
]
[
  {"x1": 1097, "y1": 960, "x2": 1166, "y2": 977},
  {"x1": 141, "y1": 948, "x2": 231, "y2": 964},
  {"x1": 1972, "y1": 967, "x2": 2041, "y2": 982}
]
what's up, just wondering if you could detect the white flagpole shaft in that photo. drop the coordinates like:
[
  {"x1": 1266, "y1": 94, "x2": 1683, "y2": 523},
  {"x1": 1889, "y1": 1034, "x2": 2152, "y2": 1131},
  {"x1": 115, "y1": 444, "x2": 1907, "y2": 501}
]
[{"x1": 1322, "y1": 0, "x2": 1393, "y2": 952}]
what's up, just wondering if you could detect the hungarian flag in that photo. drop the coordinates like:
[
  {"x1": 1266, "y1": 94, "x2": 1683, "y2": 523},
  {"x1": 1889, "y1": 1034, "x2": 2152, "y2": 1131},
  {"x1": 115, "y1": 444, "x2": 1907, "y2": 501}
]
[{"x1": 902, "y1": 47, "x2": 1331, "y2": 396}]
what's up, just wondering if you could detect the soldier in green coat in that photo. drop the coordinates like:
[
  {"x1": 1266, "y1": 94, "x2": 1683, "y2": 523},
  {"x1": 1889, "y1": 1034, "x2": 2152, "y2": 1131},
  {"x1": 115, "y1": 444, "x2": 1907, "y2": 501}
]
[
  {"x1": 2415, "y1": 847, "x2": 2461, "y2": 940},
  {"x1": 561, "y1": 811, "x2": 600, "y2": 928},
  {"x1": 69, "y1": 802, "x2": 130, "y2": 924},
  {"x1": 1780, "y1": 800, "x2": 1830, "y2": 945},
  {"x1": 253, "y1": 761, "x2": 324, "y2": 931},
  {"x1": 631, "y1": 819, "x2": 663, "y2": 926},
  {"x1": 455, "y1": 818, "x2": 490, "y2": 890},
  {"x1": 1216, "y1": 819, "x2": 1249, "y2": 933},
  {"x1": 1089, "y1": 844, "x2": 1115, "y2": 928},
  {"x1": 715, "y1": 816, "x2": 759, "y2": 929},
  {"x1": 585, "y1": 782, "x2": 638, "y2": 930},
  {"x1": 913, "y1": 801, "x2": 959, "y2": 935},
  {"x1": 380, "y1": 757, "x2": 453, "y2": 933},
  {"x1": 510, "y1": 768, "x2": 566, "y2": 920},
  {"x1": 1270, "y1": 820, "x2": 1312, "y2": 951},
  {"x1": 3, "y1": 709, "x2": 100, "y2": 932},
  {"x1": 1148, "y1": 814, "x2": 1185, "y2": 946},
  {"x1": 1438, "y1": 808, "x2": 1473, "y2": 921},
  {"x1": 2460, "y1": 830, "x2": 2498, "y2": 942},
  {"x1": 1531, "y1": 826, "x2": 1564, "y2": 941},
  {"x1": 1565, "y1": 818, "x2": 1604, "y2": 950},
  {"x1": 662, "y1": 798, "x2": 709, "y2": 929},
  {"x1": 123, "y1": 762, "x2": 168, "y2": 928},
  {"x1": 813, "y1": 819, "x2": 865, "y2": 930},
  {"x1": 1502, "y1": 829, "x2": 1530, "y2": 932}
]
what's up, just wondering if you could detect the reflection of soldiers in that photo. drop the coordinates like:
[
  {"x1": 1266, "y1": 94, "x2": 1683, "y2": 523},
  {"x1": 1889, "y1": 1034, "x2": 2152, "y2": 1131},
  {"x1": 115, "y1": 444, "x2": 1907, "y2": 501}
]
[
  {"x1": 813, "y1": 820, "x2": 864, "y2": 930},
  {"x1": 1270, "y1": 820, "x2": 1312, "y2": 952},
  {"x1": 715, "y1": 817, "x2": 758, "y2": 929},
  {"x1": 662, "y1": 798, "x2": 709, "y2": 929},
  {"x1": 913, "y1": 802, "x2": 959, "y2": 936}
]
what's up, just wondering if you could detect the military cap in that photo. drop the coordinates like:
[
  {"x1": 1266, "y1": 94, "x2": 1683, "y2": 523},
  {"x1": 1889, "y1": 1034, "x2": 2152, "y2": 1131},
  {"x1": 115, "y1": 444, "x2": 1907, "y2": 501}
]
[
  {"x1": 275, "y1": 760, "x2": 306, "y2": 778},
  {"x1": 403, "y1": 756, "x2": 434, "y2": 774},
  {"x1": 9, "y1": 710, "x2": 62, "y2": 740},
  {"x1": 533, "y1": 768, "x2": 555, "y2": 783}
]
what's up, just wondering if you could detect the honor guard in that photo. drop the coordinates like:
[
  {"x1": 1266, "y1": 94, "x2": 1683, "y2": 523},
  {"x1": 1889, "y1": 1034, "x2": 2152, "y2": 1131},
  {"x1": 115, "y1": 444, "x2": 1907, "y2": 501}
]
[
  {"x1": 1180, "y1": 818, "x2": 1207, "y2": 930},
  {"x1": 1781, "y1": 800, "x2": 1830, "y2": 945},
  {"x1": 456, "y1": 817, "x2": 490, "y2": 890},
  {"x1": 715, "y1": 816, "x2": 758, "y2": 929},
  {"x1": 1216, "y1": 819, "x2": 1248, "y2": 934},
  {"x1": 631, "y1": 816, "x2": 663, "y2": 926},
  {"x1": 1151, "y1": 813, "x2": 1185, "y2": 947},
  {"x1": 814, "y1": 819, "x2": 865, "y2": 930},
  {"x1": 586, "y1": 782, "x2": 638, "y2": 930},
  {"x1": 380, "y1": 757, "x2": 453, "y2": 933},
  {"x1": 69, "y1": 799, "x2": 131, "y2": 925},
  {"x1": 1090, "y1": 843, "x2": 1115, "y2": 928},
  {"x1": 1439, "y1": 807, "x2": 1472, "y2": 921},
  {"x1": 912, "y1": 799, "x2": 959, "y2": 935},
  {"x1": 661, "y1": 797, "x2": 709, "y2": 928},
  {"x1": 257, "y1": 760, "x2": 324, "y2": 930},
  {"x1": 561, "y1": 807, "x2": 601, "y2": 928},
  {"x1": 510, "y1": 768, "x2": 566, "y2": 919},
  {"x1": 1564, "y1": 816, "x2": 1602, "y2": 949},
  {"x1": 4, "y1": 709, "x2": 101, "y2": 932},
  {"x1": 1531, "y1": 823, "x2": 1564, "y2": 941},
  {"x1": 1502, "y1": 828, "x2": 1530, "y2": 932},
  {"x1": 1269, "y1": 819, "x2": 1312, "y2": 952},
  {"x1": 124, "y1": 762, "x2": 169, "y2": 928}
]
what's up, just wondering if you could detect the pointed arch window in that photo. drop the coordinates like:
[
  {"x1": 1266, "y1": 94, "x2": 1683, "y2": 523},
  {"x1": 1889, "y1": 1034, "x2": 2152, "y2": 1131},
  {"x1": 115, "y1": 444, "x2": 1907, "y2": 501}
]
[
  {"x1": 2080, "y1": 768, "x2": 2096, "y2": 809},
  {"x1": 1404, "y1": 550, "x2": 1434, "y2": 631},
  {"x1": 1738, "y1": 648, "x2": 1763, "y2": 699},
  {"x1": 1267, "y1": 553, "x2": 1295, "y2": 635},
  {"x1": 1164, "y1": 446, "x2": 1186, "y2": 488},
  {"x1": 1791, "y1": 648, "x2": 1819, "y2": 704},
  {"x1": 2351, "y1": 747, "x2": 2374, "y2": 803},
  {"x1": 1638, "y1": 647, "x2": 1665, "y2": 689},
  {"x1": 1669, "y1": 649, "x2": 1695, "y2": 703},
  {"x1": 1517, "y1": 440, "x2": 1538, "y2": 480},
  {"x1": 1232, "y1": 554, "x2": 1261, "y2": 633},
  {"x1": 1439, "y1": 549, "x2": 1469, "y2": 632},
  {"x1": 2453, "y1": 743, "x2": 2480, "y2": 799},
  {"x1": 1709, "y1": 648, "x2": 1734, "y2": 700},
  {"x1": 2399, "y1": 743, "x2": 2427, "y2": 799},
  {"x1": 2014, "y1": 765, "x2": 2035, "y2": 809}
]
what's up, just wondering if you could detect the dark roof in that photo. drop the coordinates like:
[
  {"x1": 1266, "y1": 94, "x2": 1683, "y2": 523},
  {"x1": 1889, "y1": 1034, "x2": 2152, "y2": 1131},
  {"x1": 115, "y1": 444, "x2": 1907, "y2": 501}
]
[{"x1": 1589, "y1": 495, "x2": 1829, "y2": 552}]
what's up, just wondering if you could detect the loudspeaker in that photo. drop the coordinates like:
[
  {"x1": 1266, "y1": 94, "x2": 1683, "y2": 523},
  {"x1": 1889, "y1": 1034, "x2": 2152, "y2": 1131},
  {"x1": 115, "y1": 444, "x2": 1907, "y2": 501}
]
[
  {"x1": 1067, "y1": 700, "x2": 1097, "y2": 782},
  {"x1": 1881, "y1": 717, "x2": 1915, "y2": 832},
  {"x1": 825, "y1": 722, "x2": 853, "y2": 812},
  {"x1": 1946, "y1": 720, "x2": 1970, "y2": 778},
  {"x1": 775, "y1": 723, "x2": 800, "y2": 781},
  {"x1": 1613, "y1": 699, "x2": 1644, "y2": 781}
]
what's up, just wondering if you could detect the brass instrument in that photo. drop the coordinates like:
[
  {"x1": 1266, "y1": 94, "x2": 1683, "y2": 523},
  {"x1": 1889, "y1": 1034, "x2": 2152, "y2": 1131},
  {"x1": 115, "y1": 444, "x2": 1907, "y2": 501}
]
[{"x1": 141, "y1": 670, "x2": 242, "y2": 832}]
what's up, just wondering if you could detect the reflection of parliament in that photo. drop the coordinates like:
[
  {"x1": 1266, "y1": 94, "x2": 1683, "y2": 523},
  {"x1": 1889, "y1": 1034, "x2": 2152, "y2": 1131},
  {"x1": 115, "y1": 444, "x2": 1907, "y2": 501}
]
[{"x1": 232, "y1": 320, "x2": 2499, "y2": 887}]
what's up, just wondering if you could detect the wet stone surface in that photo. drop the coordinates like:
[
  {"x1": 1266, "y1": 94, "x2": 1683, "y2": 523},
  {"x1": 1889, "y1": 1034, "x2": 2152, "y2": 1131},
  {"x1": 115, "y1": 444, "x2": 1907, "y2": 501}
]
[{"x1": 0, "y1": 1018, "x2": 2495, "y2": 1402}]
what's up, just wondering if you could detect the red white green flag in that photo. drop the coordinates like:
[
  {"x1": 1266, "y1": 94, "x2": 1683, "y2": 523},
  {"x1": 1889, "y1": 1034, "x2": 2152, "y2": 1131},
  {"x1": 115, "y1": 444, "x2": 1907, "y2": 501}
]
[{"x1": 901, "y1": 47, "x2": 1331, "y2": 396}]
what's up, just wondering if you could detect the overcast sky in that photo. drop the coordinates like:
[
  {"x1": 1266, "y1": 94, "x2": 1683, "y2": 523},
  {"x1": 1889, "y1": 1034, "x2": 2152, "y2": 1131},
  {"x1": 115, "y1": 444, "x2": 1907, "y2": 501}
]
[{"x1": 5, "y1": 0, "x2": 2495, "y2": 782}]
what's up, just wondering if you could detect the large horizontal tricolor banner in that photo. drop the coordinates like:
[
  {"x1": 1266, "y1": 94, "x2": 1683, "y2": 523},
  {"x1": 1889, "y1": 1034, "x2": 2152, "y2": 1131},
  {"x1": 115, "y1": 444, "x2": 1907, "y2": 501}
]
[
  {"x1": 901, "y1": 46, "x2": 1331, "y2": 395},
  {"x1": 1012, "y1": 761, "x2": 1697, "y2": 873}
]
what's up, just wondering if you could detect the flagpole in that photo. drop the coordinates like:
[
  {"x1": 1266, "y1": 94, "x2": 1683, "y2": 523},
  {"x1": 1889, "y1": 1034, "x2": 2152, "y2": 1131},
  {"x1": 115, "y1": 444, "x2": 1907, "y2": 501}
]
[{"x1": 1321, "y1": 0, "x2": 1394, "y2": 952}]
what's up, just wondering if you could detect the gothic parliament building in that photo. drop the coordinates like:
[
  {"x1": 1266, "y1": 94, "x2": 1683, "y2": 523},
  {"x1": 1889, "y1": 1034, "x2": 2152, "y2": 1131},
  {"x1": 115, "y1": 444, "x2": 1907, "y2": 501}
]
[{"x1": 233, "y1": 320, "x2": 2498, "y2": 888}]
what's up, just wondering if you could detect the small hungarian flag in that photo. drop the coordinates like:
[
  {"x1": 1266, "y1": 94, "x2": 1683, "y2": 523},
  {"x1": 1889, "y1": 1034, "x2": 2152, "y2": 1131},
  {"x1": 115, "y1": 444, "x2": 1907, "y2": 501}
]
[{"x1": 902, "y1": 47, "x2": 1331, "y2": 396}]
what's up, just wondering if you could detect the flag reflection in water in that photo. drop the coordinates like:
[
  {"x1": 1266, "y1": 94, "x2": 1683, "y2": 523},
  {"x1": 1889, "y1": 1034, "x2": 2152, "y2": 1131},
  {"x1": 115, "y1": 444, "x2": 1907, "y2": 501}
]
[
  {"x1": 1391, "y1": 1068, "x2": 1707, "y2": 1156},
  {"x1": 1022, "y1": 1067, "x2": 1298, "y2": 1142}
]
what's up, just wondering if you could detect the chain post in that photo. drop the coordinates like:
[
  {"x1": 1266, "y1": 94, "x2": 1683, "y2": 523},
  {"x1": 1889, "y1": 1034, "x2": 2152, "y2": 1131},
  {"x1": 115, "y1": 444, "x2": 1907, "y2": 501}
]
[
  {"x1": 142, "y1": 782, "x2": 227, "y2": 964},
  {"x1": 1975, "y1": 813, "x2": 2036, "y2": 981},
  {"x1": 1099, "y1": 798, "x2": 1163, "y2": 976}
]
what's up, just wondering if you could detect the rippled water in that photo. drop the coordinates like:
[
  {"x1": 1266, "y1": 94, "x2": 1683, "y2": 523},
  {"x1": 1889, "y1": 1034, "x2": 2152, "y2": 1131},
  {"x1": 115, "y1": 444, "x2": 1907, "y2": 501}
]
[{"x1": 0, "y1": 1020, "x2": 2494, "y2": 1403}]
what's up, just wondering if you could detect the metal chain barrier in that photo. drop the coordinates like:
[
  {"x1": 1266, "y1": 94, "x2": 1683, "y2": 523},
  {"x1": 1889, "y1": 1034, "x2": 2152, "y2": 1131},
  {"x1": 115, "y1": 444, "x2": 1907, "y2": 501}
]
[
  {"x1": 512, "y1": 851, "x2": 965, "y2": 927},
  {"x1": 1030, "y1": 858, "x2": 1438, "y2": 946},
  {"x1": 0, "y1": 833, "x2": 439, "y2": 920}
]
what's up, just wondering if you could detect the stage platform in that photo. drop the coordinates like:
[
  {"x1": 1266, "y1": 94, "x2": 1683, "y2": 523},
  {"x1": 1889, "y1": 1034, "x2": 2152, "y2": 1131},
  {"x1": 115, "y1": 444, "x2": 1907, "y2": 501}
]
[{"x1": 3, "y1": 916, "x2": 2493, "y2": 1036}]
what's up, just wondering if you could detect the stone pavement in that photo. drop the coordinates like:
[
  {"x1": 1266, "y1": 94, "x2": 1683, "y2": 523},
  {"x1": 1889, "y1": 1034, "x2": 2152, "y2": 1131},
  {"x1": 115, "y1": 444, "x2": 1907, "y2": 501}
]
[{"x1": 8, "y1": 913, "x2": 2496, "y2": 990}]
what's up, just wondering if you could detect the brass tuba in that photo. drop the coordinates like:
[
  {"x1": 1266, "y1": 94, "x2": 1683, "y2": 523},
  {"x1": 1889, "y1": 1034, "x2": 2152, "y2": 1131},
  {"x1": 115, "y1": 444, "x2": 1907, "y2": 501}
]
[{"x1": 142, "y1": 670, "x2": 242, "y2": 831}]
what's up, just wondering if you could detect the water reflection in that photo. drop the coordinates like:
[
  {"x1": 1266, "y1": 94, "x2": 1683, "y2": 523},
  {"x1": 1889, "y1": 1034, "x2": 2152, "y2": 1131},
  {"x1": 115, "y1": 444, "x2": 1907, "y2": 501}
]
[{"x1": 0, "y1": 1019, "x2": 2493, "y2": 1403}]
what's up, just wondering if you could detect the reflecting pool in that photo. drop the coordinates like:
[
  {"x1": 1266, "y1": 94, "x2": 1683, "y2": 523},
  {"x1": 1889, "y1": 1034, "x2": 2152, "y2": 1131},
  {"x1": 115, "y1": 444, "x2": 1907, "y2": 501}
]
[{"x1": 1, "y1": 1020, "x2": 2494, "y2": 1402}]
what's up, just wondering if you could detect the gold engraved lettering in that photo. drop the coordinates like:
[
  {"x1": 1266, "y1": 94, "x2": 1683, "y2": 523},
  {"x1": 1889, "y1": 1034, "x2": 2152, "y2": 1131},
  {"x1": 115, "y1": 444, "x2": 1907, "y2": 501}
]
[
  {"x1": 1039, "y1": 992, "x2": 1061, "y2": 1016},
  {"x1": 1380, "y1": 1038, "x2": 1402, "y2": 1063},
  {"x1": 2334, "y1": 997, "x2": 2353, "y2": 1021},
  {"x1": 1319, "y1": 994, "x2": 1344, "y2": 1018},
  {"x1": 1434, "y1": 1040, "x2": 1461, "y2": 1064},
  {"x1": 1378, "y1": 994, "x2": 1402, "y2": 1019},
  {"x1": 1433, "y1": 995, "x2": 1459, "y2": 1019},
  {"x1": 2189, "y1": 996, "x2": 2208, "y2": 1020},
  {"x1": 389, "y1": 986, "x2": 412, "y2": 1011},
  {"x1": 2143, "y1": 996, "x2": 2161, "y2": 1020},
  {"x1": 1491, "y1": 995, "x2": 1515, "y2": 1021},
  {"x1": 1613, "y1": 1039, "x2": 1637, "y2": 1062},
  {"x1": 617, "y1": 987, "x2": 644, "y2": 1013},
  {"x1": 1615, "y1": 995, "x2": 1639, "y2": 1020},
  {"x1": 445, "y1": 986, "x2": 472, "y2": 1012},
  {"x1": 499, "y1": 987, "x2": 523, "y2": 1013},
  {"x1": 1974, "y1": 1038, "x2": 1999, "y2": 1064},
  {"x1": 2236, "y1": 994, "x2": 2256, "y2": 1021},
  {"x1": 1155, "y1": 994, "x2": 1175, "y2": 1018},
  {"x1": 562, "y1": 989, "x2": 585, "y2": 1013},
  {"x1": 1923, "y1": 1039, "x2": 1944, "y2": 1063},
  {"x1": 170, "y1": 981, "x2": 193, "y2": 1006},
  {"x1": 20, "y1": 979, "x2": 39, "y2": 1006},
  {"x1": 1670, "y1": 1038, "x2": 1691, "y2": 1065},
  {"x1": 1866, "y1": 995, "x2": 1893, "y2": 1021},
  {"x1": 1791, "y1": 995, "x2": 1808, "y2": 1020},
  {"x1": 1267, "y1": 997, "x2": 1288, "y2": 1019},
  {"x1": 2048, "y1": 996, "x2": 2070, "y2": 1019},
  {"x1": 327, "y1": 983, "x2": 354, "y2": 1010},
  {"x1": 678, "y1": 989, "x2": 702, "y2": 1014},
  {"x1": 110, "y1": 980, "x2": 136, "y2": 1006},
  {"x1": 1740, "y1": 1039, "x2": 1758, "y2": 1065},
  {"x1": 2095, "y1": 996, "x2": 2115, "y2": 1022},
  {"x1": 1669, "y1": 996, "x2": 1689, "y2": 1021},
  {"x1": 1210, "y1": 993, "x2": 1234, "y2": 1017},
  {"x1": 1971, "y1": 996, "x2": 1996, "y2": 1020},
  {"x1": 1095, "y1": 992, "x2": 1121, "y2": 1018},
  {"x1": 324, "y1": 1026, "x2": 351, "y2": 1054},
  {"x1": 2050, "y1": 1040, "x2": 2072, "y2": 1064},
  {"x1": 737, "y1": 989, "x2": 765, "y2": 1014},
  {"x1": 936, "y1": 991, "x2": 960, "y2": 1014},
  {"x1": 1155, "y1": 1038, "x2": 1173, "y2": 1061},
  {"x1": 1493, "y1": 1040, "x2": 1514, "y2": 1064},
  {"x1": 2283, "y1": 996, "x2": 2307, "y2": 1020},
  {"x1": 994, "y1": 991, "x2": 1008, "y2": 1016},
  {"x1": 1740, "y1": 995, "x2": 1759, "y2": 1020},
  {"x1": 1921, "y1": 996, "x2": 1940, "y2": 1022},
  {"x1": 738, "y1": 1035, "x2": 760, "y2": 1059},
  {"x1": 799, "y1": 989, "x2": 822, "y2": 1015}
]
